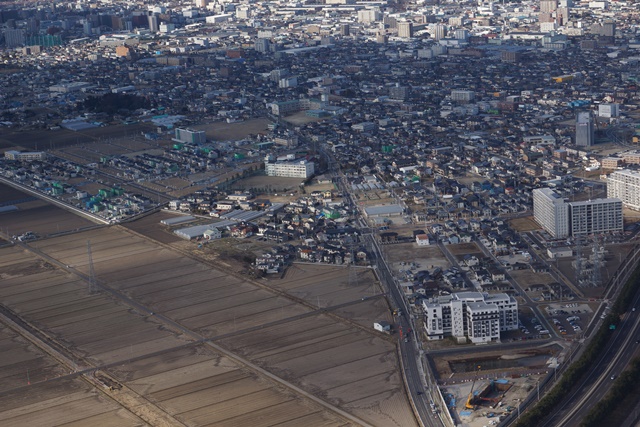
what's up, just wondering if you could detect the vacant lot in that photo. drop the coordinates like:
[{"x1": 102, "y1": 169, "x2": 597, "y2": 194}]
[
  {"x1": 192, "y1": 118, "x2": 271, "y2": 141},
  {"x1": 510, "y1": 270, "x2": 558, "y2": 287},
  {"x1": 381, "y1": 241, "x2": 451, "y2": 272},
  {"x1": 509, "y1": 216, "x2": 541, "y2": 232},
  {"x1": 447, "y1": 242, "x2": 483, "y2": 258},
  {"x1": 230, "y1": 175, "x2": 305, "y2": 193}
]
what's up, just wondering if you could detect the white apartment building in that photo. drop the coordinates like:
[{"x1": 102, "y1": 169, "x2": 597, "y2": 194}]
[
  {"x1": 533, "y1": 188, "x2": 622, "y2": 238},
  {"x1": 422, "y1": 292, "x2": 518, "y2": 344},
  {"x1": 533, "y1": 188, "x2": 569, "y2": 238},
  {"x1": 174, "y1": 128, "x2": 206, "y2": 144},
  {"x1": 608, "y1": 169, "x2": 640, "y2": 211},
  {"x1": 569, "y1": 198, "x2": 623, "y2": 236},
  {"x1": 265, "y1": 160, "x2": 314, "y2": 179},
  {"x1": 4, "y1": 150, "x2": 47, "y2": 161}
]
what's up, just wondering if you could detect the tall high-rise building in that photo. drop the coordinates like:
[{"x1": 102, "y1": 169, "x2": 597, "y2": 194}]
[
  {"x1": 398, "y1": 21, "x2": 413, "y2": 38},
  {"x1": 454, "y1": 29, "x2": 469, "y2": 40},
  {"x1": 540, "y1": 0, "x2": 558, "y2": 12},
  {"x1": 533, "y1": 188, "x2": 569, "y2": 238},
  {"x1": 83, "y1": 20, "x2": 92, "y2": 35},
  {"x1": 432, "y1": 24, "x2": 446, "y2": 41},
  {"x1": 254, "y1": 38, "x2": 270, "y2": 53},
  {"x1": 607, "y1": 170, "x2": 640, "y2": 211},
  {"x1": 3, "y1": 28, "x2": 24, "y2": 47},
  {"x1": 148, "y1": 14, "x2": 159, "y2": 32},
  {"x1": 357, "y1": 8, "x2": 381, "y2": 24},
  {"x1": 575, "y1": 111, "x2": 595, "y2": 147},
  {"x1": 340, "y1": 24, "x2": 350, "y2": 36},
  {"x1": 384, "y1": 16, "x2": 398, "y2": 30},
  {"x1": 602, "y1": 20, "x2": 615, "y2": 37},
  {"x1": 568, "y1": 198, "x2": 623, "y2": 236}
]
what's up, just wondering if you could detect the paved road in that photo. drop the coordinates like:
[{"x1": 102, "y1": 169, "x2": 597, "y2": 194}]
[
  {"x1": 436, "y1": 241, "x2": 475, "y2": 289},
  {"x1": 324, "y1": 147, "x2": 442, "y2": 427},
  {"x1": 473, "y1": 236, "x2": 557, "y2": 339}
]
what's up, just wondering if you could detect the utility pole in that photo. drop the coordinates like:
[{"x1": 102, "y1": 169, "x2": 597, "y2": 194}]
[{"x1": 87, "y1": 240, "x2": 97, "y2": 294}]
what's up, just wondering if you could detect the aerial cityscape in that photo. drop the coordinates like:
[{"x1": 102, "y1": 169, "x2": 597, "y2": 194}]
[{"x1": 0, "y1": 0, "x2": 639, "y2": 426}]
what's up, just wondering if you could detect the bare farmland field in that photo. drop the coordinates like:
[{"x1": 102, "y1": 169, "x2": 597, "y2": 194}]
[
  {"x1": 0, "y1": 377, "x2": 145, "y2": 427},
  {"x1": 192, "y1": 118, "x2": 271, "y2": 141},
  {"x1": 0, "y1": 223, "x2": 417, "y2": 426},
  {"x1": 0, "y1": 322, "x2": 68, "y2": 392},
  {"x1": 275, "y1": 263, "x2": 381, "y2": 307},
  {"x1": 219, "y1": 314, "x2": 417, "y2": 427},
  {"x1": 0, "y1": 183, "x2": 96, "y2": 237},
  {"x1": 380, "y1": 241, "x2": 451, "y2": 272}
]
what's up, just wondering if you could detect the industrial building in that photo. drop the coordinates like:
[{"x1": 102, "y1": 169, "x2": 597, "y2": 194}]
[
  {"x1": 607, "y1": 169, "x2": 640, "y2": 211},
  {"x1": 422, "y1": 292, "x2": 518, "y2": 344},
  {"x1": 533, "y1": 188, "x2": 623, "y2": 238}
]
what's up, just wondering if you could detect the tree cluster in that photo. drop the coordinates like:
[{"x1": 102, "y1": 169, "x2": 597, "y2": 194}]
[{"x1": 81, "y1": 93, "x2": 151, "y2": 115}]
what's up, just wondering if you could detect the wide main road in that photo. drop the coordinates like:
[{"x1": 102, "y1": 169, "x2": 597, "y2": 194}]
[{"x1": 325, "y1": 153, "x2": 443, "y2": 427}]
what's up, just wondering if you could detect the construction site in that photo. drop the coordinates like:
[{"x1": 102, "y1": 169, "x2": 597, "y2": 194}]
[{"x1": 442, "y1": 370, "x2": 547, "y2": 427}]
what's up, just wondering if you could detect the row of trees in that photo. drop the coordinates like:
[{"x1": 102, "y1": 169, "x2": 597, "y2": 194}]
[
  {"x1": 514, "y1": 264, "x2": 640, "y2": 427},
  {"x1": 580, "y1": 356, "x2": 640, "y2": 426}
]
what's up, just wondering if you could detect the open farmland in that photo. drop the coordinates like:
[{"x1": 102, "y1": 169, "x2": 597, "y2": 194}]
[
  {"x1": 0, "y1": 183, "x2": 96, "y2": 237},
  {"x1": 0, "y1": 223, "x2": 417, "y2": 426},
  {"x1": 0, "y1": 377, "x2": 145, "y2": 426}
]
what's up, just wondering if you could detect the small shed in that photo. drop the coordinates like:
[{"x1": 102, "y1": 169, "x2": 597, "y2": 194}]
[
  {"x1": 547, "y1": 247, "x2": 573, "y2": 259},
  {"x1": 374, "y1": 321, "x2": 392, "y2": 333},
  {"x1": 203, "y1": 228, "x2": 222, "y2": 240}
]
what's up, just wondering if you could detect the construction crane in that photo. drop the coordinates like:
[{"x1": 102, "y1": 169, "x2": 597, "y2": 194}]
[{"x1": 465, "y1": 366, "x2": 481, "y2": 410}]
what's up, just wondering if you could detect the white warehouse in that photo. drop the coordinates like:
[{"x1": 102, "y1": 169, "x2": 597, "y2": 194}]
[{"x1": 422, "y1": 292, "x2": 518, "y2": 344}]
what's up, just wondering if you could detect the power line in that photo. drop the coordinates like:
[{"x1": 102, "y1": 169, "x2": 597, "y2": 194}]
[{"x1": 87, "y1": 240, "x2": 97, "y2": 294}]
